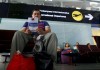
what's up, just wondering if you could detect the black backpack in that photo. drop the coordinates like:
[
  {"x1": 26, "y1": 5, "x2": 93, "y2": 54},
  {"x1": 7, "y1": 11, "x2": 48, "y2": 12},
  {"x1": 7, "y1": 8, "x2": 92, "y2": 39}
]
[{"x1": 33, "y1": 35, "x2": 54, "y2": 70}]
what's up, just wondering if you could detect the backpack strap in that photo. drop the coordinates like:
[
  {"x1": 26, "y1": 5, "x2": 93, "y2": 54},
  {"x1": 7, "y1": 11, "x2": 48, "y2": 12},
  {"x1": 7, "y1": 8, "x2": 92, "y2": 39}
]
[{"x1": 43, "y1": 34, "x2": 52, "y2": 52}]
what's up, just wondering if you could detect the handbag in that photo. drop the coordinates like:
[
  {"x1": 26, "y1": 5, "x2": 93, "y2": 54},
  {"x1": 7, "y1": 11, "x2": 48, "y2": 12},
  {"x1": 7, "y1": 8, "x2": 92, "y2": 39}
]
[
  {"x1": 34, "y1": 35, "x2": 53, "y2": 70},
  {"x1": 6, "y1": 53, "x2": 36, "y2": 70}
]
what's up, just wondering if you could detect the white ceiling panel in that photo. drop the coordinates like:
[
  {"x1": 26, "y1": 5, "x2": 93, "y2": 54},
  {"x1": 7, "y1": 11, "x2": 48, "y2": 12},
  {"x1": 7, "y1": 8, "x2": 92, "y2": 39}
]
[{"x1": 8, "y1": 0, "x2": 100, "y2": 11}]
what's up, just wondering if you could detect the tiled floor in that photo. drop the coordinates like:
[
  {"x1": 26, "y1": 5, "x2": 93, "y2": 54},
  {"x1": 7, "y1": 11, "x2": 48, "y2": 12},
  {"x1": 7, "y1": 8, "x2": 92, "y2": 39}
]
[
  {"x1": 1, "y1": 63, "x2": 100, "y2": 70},
  {"x1": 0, "y1": 53, "x2": 100, "y2": 70}
]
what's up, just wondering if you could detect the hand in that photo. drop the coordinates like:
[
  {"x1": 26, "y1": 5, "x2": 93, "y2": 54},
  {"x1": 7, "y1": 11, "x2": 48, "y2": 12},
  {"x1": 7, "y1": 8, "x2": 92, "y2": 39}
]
[
  {"x1": 17, "y1": 50, "x2": 21, "y2": 54},
  {"x1": 36, "y1": 28, "x2": 45, "y2": 35},
  {"x1": 24, "y1": 28, "x2": 32, "y2": 34}
]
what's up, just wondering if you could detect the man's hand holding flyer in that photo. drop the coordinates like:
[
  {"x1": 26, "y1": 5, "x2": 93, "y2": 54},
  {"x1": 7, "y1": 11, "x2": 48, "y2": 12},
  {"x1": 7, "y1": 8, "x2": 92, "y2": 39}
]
[{"x1": 28, "y1": 17, "x2": 38, "y2": 32}]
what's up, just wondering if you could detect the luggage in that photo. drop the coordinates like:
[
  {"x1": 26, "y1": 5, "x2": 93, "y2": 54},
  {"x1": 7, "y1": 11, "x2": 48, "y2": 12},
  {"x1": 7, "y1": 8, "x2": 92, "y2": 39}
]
[
  {"x1": 61, "y1": 49, "x2": 72, "y2": 64},
  {"x1": 34, "y1": 35, "x2": 54, "y2": 70},
  {"x1": 6, "y1": 53, "x2": 36, "y2": 70},
  {"x1": 35, "y1": 52, "x2": 53, "y2": 70}
]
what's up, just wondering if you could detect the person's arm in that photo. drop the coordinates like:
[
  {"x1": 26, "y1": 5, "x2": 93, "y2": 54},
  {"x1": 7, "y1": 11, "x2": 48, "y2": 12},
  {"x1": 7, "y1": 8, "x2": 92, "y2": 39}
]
[
  {"x1": 20, "y1": 27, "x2": 27, "y2": 32},
  {"x1": 19, "y1": 22, "x2": 28, "y2": 32},
  {"x1": 19, "y1": 22, "x2": 32, "y2": 34}
]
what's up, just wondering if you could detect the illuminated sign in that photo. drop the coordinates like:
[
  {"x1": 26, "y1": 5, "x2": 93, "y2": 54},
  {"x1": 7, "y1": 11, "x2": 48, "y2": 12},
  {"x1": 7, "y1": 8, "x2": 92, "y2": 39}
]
[
  {"x1": 40, "y1": 10, "x2": 69, "y2": 18},
  {"x1": 0, "y1": 3, "x2": 100, "y2": 24},
  {"x1": 85, "y1": 14, "x2": 93, "y2": 20},
  {"x1": 72, "y1": 11, "x2": 83, "y2": 21}
]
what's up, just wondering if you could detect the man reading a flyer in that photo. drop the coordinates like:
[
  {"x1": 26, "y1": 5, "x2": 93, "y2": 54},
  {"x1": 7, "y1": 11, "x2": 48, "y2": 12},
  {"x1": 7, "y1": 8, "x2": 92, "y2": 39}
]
[{"x1": 10, "y1": 8, "x2": 58, "y2": 62}]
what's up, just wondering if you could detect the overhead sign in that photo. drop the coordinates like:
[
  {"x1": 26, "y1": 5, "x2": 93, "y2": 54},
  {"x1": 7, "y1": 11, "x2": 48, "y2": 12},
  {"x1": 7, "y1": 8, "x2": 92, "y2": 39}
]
[
  {"x1": 39, "y1": 7, "x2": 99, "y2": 24},
  {"x1": 72, "y1": 11, "x2": 83, "y2": 21},
  {"x1": 85, "y1": 14, "x2": 93, "y2": 20},
  {"x1": 0, "y1": 3, "x2": 100, "y2": 24},
  {"x1": 40, "y1": 10, "x2": 69, "y2": 19}
]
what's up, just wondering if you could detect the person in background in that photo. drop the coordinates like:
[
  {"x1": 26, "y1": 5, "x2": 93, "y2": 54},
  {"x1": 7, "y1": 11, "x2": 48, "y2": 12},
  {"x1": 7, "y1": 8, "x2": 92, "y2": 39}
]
[
  {"x1": 61, "y1": 43, "x2": 72, "y2": 64},
  {"x1": 63, "y1": 43, "x2": 72, "y2": 53},
  {"x1": 76, "y1": 42, "x2": 79, "y2": 46},
  {"x1": 10, "y1": 8, "x2": 58, "y2": 62},
  {"x1": 57, "y1": 46, "x2": 61, "y2": 52},
  {"x1": 73, "y1": 42, "x2": 79, "y2": 52},
  {"x1": 57, "y1": 46, "x2": 62, "y2": 63},
  {"x1": 64, "y1": 43, "x2": 70, "y2": 50},
  {"x1": 72, "y1": 42, "x2": 80, "y2": 63},
  {"x1": 87, "y1": 43, "x2": 92, "y2": 51}
]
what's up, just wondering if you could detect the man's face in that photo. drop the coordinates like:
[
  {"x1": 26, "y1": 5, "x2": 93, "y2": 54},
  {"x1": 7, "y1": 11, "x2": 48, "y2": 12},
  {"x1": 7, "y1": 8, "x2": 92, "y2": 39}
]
[{"x1": 32, "y1": 10, "x2": 41, "y2": 20}]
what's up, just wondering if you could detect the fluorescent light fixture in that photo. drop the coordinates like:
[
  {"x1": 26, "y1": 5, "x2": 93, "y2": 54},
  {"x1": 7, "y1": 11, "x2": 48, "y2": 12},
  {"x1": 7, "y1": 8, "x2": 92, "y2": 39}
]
[
  {"x1": 76, "y1": 7, "x2": 81, "y2": 9},
  {"x1": 45, "y1": 0, "x2": 52, "y2": 1},
  {"x1": 90, "y1": 2, "x2": 98, "y2": 7}
]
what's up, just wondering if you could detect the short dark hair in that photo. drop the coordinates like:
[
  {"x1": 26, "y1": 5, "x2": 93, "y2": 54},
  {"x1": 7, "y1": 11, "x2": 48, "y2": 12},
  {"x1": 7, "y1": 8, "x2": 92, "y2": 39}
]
[
  {"x1": 65, "y1": 43, "x2": 70, "y2": 47},
  {"x1": 87, "y1": 43, "x2": 90, "y2": 46},
  {"x1": 32, "y1": 8, "x2": 41, "y2": 14}
]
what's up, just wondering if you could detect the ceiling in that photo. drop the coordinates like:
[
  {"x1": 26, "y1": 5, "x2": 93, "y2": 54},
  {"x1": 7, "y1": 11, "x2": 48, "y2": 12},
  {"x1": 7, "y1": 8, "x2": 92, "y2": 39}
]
[{"x1": 2, "y1": 0, "x2": 100, "y2": 11}]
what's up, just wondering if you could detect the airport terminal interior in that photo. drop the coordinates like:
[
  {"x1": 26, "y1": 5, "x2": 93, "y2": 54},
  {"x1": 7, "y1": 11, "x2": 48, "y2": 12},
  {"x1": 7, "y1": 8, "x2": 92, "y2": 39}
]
[{"x1": 0, "y1": 0, "x2": 100, "y2": 70}]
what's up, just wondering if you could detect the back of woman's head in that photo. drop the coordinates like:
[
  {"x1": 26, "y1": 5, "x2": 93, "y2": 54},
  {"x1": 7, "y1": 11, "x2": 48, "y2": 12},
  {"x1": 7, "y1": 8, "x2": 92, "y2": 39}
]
[
  {"x1": 76, "y1": 42, "x2": 79, "y2": 46},
  {"x1": 87, "y1": 43, "x2": 90, "y2": 46}
]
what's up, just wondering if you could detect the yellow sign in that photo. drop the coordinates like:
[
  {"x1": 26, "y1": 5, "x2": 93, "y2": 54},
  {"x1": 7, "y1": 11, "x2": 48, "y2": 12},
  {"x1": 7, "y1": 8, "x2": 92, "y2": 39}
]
[{"x1": 72, "y1": 11, "x2": 83, "y2": 21}]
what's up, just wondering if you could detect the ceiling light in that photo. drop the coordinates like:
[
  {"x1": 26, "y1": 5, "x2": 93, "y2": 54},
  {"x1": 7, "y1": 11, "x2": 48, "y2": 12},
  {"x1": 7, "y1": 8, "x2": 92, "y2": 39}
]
[
  {"x1": 45, "y1": 0, "x2": 52, "y2": 1},
  {"x1": 76, "y1": 7, "x2": 81, "y2": 9},
  {"x1": 90, "y1": 2, "x2": 98, "y2": 7}
]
